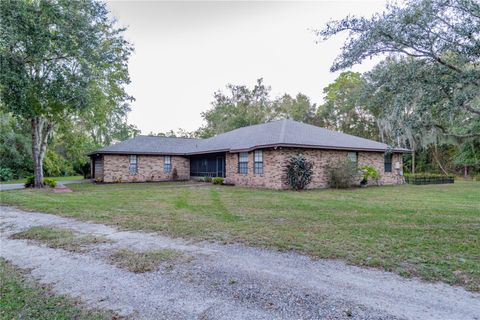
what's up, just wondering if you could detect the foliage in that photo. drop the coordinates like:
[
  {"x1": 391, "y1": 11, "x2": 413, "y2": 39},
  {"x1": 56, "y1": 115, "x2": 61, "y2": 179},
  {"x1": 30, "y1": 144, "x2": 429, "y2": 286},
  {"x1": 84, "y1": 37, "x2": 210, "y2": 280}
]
[
  {"x1": 202, "y1": 176, "x2": 213, "y2": 183},
  {"x1": 317, "y1": 0, "x2": 480, "y2": 173},
  {"x1": 43, "y1": 178, "x2": 57, "y2": 188},
  {"x1": 198, "y1": 79, "x2": 319, "y2": 138},
  {"x1": 0, "y1": 0, "x2": 133, "y2": 187},
  {"x1": 197, "y1": 79, "x2": 273, "y2": 137},
  {"x1": 43, "y1": 150, "x2": 73, "y2": 178},
  {"x1": 0, "y1": 112, "x2": 32, "y2": 178},
  {"x1": 284, "y1": 154, "x2": 314, "y2": 190},
  {"x1": 24, "y1": 176, "x2": 35, "y2": 188},
  {"x1": 273, "y1": 93, "x2": 317, "y2": 124},
  {"x1": 318, "y1": 72, "x2": 379, "y2": 140},
  {"x1": 326, "y1": 159, "x2": 359, "y2": 188},
  {"x1": 212, "y1": 177, "x2": 224, "y2": 185},
  {"x1": 0, "y1": 167, "x2": 14, "y2": 181},
  {"x1": 360, "y1": 165, "x2": 380, "y2": 185}
]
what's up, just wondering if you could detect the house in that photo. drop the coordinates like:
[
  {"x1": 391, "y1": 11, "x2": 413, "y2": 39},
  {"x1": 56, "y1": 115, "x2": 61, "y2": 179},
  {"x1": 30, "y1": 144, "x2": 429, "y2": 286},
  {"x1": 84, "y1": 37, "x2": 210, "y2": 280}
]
[{"x1": 89, "y1": 119, "x2": 409, "y2": 189}]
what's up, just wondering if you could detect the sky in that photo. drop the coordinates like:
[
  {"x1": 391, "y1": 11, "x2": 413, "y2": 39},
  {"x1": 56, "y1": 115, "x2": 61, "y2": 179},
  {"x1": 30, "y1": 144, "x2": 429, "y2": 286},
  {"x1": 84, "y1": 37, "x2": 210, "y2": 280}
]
[{"x1": 107, "y1": 1, "x2": 388, "y2": 134}]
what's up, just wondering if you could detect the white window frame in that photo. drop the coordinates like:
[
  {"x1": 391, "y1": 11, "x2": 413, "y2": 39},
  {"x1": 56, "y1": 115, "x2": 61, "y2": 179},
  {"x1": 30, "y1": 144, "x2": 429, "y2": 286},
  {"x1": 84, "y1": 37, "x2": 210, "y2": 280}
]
[
  {"x1": 129, "y1": 155, "x2": 138, "y2": 173},
  {"x1": 164, "y1": 155, "x2": 172, "y2": 173},
  {"x1": 254, "y1": 150, "x2": 263, "y2": 175},
  {"x1": 347, "y1": 152, "x2": 358, "y2": 165},
  {"x1": 238, "y1": 152, "x2": 248, "y2": 174}
]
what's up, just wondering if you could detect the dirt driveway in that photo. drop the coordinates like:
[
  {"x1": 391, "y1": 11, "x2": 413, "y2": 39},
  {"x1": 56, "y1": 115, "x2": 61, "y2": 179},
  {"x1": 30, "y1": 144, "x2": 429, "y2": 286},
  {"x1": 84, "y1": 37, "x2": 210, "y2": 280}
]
[{"x1": 1, "y1": 206, "x2": 479, "y2": 320}]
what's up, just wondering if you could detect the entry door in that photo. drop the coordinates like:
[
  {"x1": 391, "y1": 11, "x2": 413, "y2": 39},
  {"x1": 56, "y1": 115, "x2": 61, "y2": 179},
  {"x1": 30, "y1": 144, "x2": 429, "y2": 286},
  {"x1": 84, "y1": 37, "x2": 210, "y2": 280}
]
[{"x1": 216, "y1": 157, "x2": 225, "y2": 177}]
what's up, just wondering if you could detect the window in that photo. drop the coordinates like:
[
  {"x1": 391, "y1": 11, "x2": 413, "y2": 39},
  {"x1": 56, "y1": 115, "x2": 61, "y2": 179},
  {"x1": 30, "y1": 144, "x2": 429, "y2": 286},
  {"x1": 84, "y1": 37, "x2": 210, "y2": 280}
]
[
  {"x1": 254, "y1": 150, "x2": 263, "y2": 174},
  {"x1": 164, "y1": 155, "x2": 172, "y2": 173},
  {"x1": 347, "y1": 152, "x2": 358, "y2": 165},
  {"x1": 129, "y1": 155, "x2": 138, "y2": 173},
  {"x1": 238, "y1": 152, "x2": 248, "y2": 174},
  {"x1": 384, "y1": 153, "x2": 392, "y2": 172}
]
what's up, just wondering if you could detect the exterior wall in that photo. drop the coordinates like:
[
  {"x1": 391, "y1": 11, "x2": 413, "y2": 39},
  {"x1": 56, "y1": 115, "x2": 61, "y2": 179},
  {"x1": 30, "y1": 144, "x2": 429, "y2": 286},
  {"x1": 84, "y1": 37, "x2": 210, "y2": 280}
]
[
  {"x1": 93, "y1": 156, "x2": 104, "y2": 180},
  {"x1": 225, "y1": 148, "x2": 404, "y2": 189},
  {"x1": 102, "y1": 154, "x2": 189, "y2": 183}
]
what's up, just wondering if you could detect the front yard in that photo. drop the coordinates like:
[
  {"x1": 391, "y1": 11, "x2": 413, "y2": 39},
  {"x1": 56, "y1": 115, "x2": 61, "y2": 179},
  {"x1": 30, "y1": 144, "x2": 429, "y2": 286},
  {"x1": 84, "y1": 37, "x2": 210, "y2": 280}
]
[{"x1": 1, "y1": 181, "x2": 479, "y2": 291}]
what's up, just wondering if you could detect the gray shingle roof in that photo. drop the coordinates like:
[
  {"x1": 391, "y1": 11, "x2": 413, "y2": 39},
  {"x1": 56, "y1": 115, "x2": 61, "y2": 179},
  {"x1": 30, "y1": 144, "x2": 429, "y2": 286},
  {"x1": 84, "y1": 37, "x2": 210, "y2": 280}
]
[{"x1": 90, "y1": 119, "x2": 410, "y2": 155}]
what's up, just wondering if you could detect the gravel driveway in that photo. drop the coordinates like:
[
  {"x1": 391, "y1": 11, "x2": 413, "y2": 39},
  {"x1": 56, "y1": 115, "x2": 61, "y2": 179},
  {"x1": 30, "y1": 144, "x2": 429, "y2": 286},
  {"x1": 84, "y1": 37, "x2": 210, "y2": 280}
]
[{"x1": 1, "y1": 206, "x2": 479, "y2": 320}]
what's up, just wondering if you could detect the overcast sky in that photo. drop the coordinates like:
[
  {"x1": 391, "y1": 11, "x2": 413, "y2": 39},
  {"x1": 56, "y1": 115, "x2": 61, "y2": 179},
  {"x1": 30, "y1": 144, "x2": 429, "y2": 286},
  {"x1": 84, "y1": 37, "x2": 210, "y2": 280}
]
[{"x1": 107, "y1": 1, "x2": 388, "y2": 134}]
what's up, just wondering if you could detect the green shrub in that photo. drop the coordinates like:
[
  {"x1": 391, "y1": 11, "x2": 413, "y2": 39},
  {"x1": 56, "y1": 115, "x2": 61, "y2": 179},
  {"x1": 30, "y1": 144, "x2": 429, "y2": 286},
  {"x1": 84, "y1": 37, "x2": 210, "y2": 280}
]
[
  {"x1": 360, "y1": 165, "x2": 380, "y2": 185},
  {"x1": 475, "y1": 175, "x2": 480, "y2": 182},
  {"x1": 0, "y1": 167, "x2": 14, "y2": 181},
  {"x1": 43, "y1": 178, "x2": 57, "y2": 188},
  {"x1": 24, "y1": 175, "x2": 35, "y2": 188},
  {"x1": 326, "y1": 160, "x2": 359, "y2": 188},
  {"x1": 284, "y1": 154, "x2": 314, "y2": 190},
  {"x1": 212, "y1": 177, "x2": 224, "y2": 185},
  {"x1": 202, "y1": 176, "x2": 212, "y2": 183}
]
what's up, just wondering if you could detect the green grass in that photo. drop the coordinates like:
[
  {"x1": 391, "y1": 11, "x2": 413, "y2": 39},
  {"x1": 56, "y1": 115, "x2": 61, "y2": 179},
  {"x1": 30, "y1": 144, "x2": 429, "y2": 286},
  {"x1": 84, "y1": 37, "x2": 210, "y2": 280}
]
[
  {"x1": 11, "y1": 226, "x2": 110, "y2": 252},
  {"x1": 109, "y1": 248, "x2": 183, "y2": 273},
  {"x1": 0, "y1": 258, "x2": 115, "y2": 320},
  {"x1": 1, "y1": 175, "x2": 84, "y2": 185},
  {"x1": 1, "y1": 181, "x2": 479, "y2": 291}
]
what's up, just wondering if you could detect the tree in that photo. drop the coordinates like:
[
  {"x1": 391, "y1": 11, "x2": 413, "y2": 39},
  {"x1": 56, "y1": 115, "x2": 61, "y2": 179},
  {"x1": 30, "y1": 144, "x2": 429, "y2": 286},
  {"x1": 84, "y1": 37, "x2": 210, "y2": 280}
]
[
  {"x1": 0, "y1": 112, "x2": 32, "y2": 178},
  {"x1": 198, "y1": 79, "x2": 274, "y2": 138},
  {"x1": 317, "y1": 72, "x2": 379, "y2": 140},
  {"x1": 273, "y1": 93, "x2": 317, "y2": 124},
  {"x1": 317, "y1": 0, "x2": 480, "y2": 173},
  {"x1": 0, "y1": 0, "x2": 132, "y2": 187}
]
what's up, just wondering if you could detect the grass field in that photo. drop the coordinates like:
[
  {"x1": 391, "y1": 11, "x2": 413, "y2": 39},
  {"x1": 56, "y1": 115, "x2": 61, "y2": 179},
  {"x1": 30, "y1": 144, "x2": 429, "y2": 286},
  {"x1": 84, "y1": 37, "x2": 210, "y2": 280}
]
[
  {"x1": 1, "y1": 181, "x2": 479, "y2": 291},
  {"x1": 1, "y1": 175, "x2": 84, "y2": 185},
  {"x1": 0, "y1": 258, "x2": 114, "y2": 320}
]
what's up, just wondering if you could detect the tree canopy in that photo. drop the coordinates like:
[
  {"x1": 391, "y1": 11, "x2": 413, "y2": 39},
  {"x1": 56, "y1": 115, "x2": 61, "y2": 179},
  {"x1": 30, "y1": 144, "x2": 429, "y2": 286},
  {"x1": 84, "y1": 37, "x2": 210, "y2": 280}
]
[{"x1": 0, "y1": 0, "x2": 134, "y2": 186}]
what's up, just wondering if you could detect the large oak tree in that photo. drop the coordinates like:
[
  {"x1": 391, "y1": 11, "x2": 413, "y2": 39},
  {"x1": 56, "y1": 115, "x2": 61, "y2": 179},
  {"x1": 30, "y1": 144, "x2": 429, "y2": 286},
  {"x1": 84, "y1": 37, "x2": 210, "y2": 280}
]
[{"x1": 0, "y1": 0, "x2": 132, "y2": 187}]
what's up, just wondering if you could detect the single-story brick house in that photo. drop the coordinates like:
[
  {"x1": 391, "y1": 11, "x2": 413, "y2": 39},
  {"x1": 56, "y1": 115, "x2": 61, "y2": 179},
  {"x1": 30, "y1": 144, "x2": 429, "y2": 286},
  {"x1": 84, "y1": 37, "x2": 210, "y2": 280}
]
[{"x1": 89, "y1": 119, "x2": 409, "y2": 189}]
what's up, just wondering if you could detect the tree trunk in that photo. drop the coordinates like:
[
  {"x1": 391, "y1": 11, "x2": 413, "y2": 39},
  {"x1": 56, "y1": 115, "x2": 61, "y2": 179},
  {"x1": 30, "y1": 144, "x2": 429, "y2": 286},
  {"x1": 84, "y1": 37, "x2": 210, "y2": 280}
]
[
  {"x1": 31, "y1": 117, "x2": 54, "y2": 188},
  {"x1": 464, "y1": 165, "x2": 468, "y2": 179},
  {"x1": 411, "y1": 141, "x2": 416, "y2": 174}
]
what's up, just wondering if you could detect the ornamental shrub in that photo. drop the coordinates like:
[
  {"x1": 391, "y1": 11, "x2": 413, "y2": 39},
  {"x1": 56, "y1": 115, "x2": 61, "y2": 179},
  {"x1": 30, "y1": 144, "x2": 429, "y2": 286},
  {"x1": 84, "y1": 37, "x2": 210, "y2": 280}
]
[
  {"x1": 43, "y1": 178, "x2": 57, "y2": 188},
  {"x1": 24, "y1": 175, "x2": 35, "y2": 188},
  {"x1": 285, "y1": 154, "x2": 314, "y2": 190},
  {"x1": 360, "y1": 165, "x2": 380, "y2": 185},
  {"x1": 326, "y1": 159, "x2": 359, "y2": 188},
  {"x1": 212, "y1": 177, "x2": 224, "y2": 185}
]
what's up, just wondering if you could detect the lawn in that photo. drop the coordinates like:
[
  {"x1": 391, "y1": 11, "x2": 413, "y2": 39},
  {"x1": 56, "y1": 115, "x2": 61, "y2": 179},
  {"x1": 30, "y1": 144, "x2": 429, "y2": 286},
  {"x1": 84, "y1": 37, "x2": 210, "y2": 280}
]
[
  {"x1": 1, "y1": 181, "x2": 479, "y2": 291},
  {"x1": 1, "y1": 175, "x2": 84, "y2": 185},
  {"x1": 0, "y1": 258, "x2": 114, "y2": 320}
]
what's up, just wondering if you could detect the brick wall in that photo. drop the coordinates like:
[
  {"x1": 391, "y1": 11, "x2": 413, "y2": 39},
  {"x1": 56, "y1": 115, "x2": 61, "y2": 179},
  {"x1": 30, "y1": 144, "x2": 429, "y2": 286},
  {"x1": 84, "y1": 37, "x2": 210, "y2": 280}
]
[
  {"x1": 102, "y1": 154, "x2": 189, "y2": 183},
  {"x1": 225, "y1": 148, "x2": 404, "y2": 189}
]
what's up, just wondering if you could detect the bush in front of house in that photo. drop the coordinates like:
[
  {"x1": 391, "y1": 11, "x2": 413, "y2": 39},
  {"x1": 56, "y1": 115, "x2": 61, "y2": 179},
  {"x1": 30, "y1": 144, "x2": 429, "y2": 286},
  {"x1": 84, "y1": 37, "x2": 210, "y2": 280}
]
[
  {"x1": 24, "y1": 176, "x2": 57, "y2": 188},
  {"x1": 212, "y1": 177, "x2": 224, "y2": 185},
  {"x1": 360, "y1": 165, "x2": 380, "y2": 186},
  {"x1": 326, "y1": 159, "x2": 359, "y2": 188},
  {"x1": 285, "y1": 154, "x2": 314, "y2": 190}
]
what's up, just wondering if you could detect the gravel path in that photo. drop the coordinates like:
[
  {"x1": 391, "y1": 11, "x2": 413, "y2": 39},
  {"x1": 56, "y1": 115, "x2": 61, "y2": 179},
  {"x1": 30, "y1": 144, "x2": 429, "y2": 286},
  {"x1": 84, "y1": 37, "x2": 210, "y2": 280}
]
[{"x1": 1, "y1": 206, "x2": 479, "y2": 320}]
